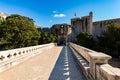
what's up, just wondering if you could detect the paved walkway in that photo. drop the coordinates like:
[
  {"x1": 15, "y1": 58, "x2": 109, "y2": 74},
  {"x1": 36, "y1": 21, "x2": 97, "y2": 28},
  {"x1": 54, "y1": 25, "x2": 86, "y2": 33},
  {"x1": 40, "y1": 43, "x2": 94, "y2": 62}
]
[
  {"x1": 0, "y1": 46, "x2": 86, "y2": 80},
  {"x1": 49, "y1": 46, "x2": 86, "y2": 80},
  {"x1": 0, "y1": 46, "x2": 63, "y2": 80}
]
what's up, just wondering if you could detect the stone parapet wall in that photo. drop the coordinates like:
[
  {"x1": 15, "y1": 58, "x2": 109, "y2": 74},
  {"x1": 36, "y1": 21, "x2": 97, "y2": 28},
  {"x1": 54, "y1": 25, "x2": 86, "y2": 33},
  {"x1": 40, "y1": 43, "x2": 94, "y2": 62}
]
[
  {"x1": 69, "y1": 45, "x2": 90, "y2": 79},
  {"x1": 69, "y1": 43, "x2": 120, "y2": 80},
  {"x1": 0, "y1": 43, "x2": 55, "y2": 72},
  {"x1": 96, "y1": 64, "x2": 120, "y2": 80}
]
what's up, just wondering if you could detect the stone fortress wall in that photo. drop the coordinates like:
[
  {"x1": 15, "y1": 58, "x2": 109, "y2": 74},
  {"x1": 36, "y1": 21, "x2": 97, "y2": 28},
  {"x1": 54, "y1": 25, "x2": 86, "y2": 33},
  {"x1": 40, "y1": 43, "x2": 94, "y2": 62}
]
[
  {"x1": 71, "y1": 12, "x2": 120, "y2": 42},
  {"x1": 1, "y1": 11, "x2": 120, "y2": 42},
  {"x1": 71, "y1": 12, "x2": 120, "y2": 41},
  {"x1": 51, "y1": 24, "x2": 71, "y2": 45},
  {"x1": 70, "y1": 12, "x2": 93, "y2": 41},
  {"x1": 93, "y1": 18, "x2": 120, "y2": 36},
  {"x1": 37, "y1": 12, "x2": 120, "y2": 43}
]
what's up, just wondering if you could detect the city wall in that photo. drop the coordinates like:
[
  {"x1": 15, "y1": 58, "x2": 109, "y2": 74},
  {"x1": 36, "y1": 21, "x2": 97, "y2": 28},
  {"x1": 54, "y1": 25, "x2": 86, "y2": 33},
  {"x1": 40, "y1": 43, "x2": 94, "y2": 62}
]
[
  {"x1": 69, "y1": 43, "x2": 120, "y2": 80},
  {"x1": 0, "y1": 43, "x2": 55, "y2": 72},
  {"x1": 70, "y1": 12, "x2": 120, "y2": 42},
  {"x1": 93, "y1": 18, "x2": 120, "y2": 37}
]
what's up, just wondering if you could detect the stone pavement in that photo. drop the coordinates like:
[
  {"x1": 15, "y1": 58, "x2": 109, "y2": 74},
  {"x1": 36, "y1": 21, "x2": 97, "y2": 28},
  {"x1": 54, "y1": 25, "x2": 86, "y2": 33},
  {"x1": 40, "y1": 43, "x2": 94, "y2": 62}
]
[
  {"x1": 49, "y1": 46, "x2": 87, "y2": 80},
  {"x1": 0, "y1": 46, "x2": 63, "y2": 80},
  {"x1": 0, "y1": 46, "x2": 86, "y2": 80}
]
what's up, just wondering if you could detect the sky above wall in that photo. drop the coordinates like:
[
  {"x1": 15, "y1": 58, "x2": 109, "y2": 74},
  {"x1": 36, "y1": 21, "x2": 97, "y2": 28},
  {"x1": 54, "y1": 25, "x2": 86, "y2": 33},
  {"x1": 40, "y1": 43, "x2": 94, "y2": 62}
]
[{"x1": 0, "y1": 0, "x2": 120, "y2": 27}]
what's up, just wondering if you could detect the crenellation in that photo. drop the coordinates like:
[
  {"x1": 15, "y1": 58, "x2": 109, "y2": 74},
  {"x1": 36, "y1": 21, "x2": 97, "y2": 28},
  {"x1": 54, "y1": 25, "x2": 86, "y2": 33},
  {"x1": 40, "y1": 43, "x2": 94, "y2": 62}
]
[
  {"x1": 50, "y1": 12, "x2": 120, "y2": 43},
  {"x1": 92, "y1": 18, "x2": 120, "y2": 37},
  {"x1": 70, "y1": 12, "x2": 120, "y2": 41},
  {"x1": 70, "y1": 12, "x2": 93, "y2": 41},
  {"x1": 94, "y1": 18, "x2": 120, "y2": 23}
]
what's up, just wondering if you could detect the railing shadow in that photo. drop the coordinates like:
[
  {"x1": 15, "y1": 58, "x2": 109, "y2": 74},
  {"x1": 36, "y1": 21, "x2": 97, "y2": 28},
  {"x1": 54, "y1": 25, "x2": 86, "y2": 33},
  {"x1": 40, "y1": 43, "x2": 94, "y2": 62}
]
[{"x1": 48, "y1": 46, "x2": 86, "y2": 80}]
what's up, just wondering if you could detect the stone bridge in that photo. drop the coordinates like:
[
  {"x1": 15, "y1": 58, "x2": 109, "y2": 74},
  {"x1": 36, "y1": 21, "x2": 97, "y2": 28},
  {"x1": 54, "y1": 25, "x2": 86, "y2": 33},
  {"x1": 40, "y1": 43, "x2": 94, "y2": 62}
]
[{"x1": 0, "y1": 43, "x2": 120, "y2": 80}]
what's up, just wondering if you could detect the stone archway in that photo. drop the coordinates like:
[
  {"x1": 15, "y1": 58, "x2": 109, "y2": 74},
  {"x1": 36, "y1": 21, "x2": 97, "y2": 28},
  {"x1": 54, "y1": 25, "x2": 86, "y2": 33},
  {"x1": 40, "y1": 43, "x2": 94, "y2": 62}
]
[{"x1": 57, "y1": 36, "x2": 66, "y2": 46}]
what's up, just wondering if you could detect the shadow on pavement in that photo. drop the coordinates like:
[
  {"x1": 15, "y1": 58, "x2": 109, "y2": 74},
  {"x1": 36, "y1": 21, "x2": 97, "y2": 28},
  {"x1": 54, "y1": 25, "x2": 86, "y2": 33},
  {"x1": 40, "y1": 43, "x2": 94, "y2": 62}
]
[{"x1": 48, "y1": 46, "x2": 87, "y2": 80}]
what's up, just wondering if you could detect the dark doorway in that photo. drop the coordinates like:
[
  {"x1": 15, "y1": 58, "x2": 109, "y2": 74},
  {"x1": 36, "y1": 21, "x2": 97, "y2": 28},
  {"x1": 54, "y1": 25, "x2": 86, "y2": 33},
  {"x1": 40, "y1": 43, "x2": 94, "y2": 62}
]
[{"x1": 58, "y1": 37, "x2": 66, "y2": 46}]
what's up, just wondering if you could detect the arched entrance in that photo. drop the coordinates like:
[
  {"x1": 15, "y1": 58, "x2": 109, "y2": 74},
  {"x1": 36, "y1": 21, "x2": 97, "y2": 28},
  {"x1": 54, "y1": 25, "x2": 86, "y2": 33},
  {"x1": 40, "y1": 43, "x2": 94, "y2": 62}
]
[{"x1": 57, "y1": 36, "x2": 66, "y2": 46}]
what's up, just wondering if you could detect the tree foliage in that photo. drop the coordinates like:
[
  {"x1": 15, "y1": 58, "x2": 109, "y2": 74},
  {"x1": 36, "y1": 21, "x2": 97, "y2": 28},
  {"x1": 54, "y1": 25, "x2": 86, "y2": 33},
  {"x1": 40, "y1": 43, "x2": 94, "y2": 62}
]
[
  {"x1": 76, "y1": 32, "x2": 94, "y2": 48},
  {"x1": 76, "y1": 23, "x2": 120, "y2": 58},
  {"x1": 39, "y1": 32, "x2": 57, "y2": 44},
  {"x1": 0, "y1": 14, "x2": 40, "y2": 50},
  {"x1": 98, "y1": 23, "x2": 120, "y2": 57}
]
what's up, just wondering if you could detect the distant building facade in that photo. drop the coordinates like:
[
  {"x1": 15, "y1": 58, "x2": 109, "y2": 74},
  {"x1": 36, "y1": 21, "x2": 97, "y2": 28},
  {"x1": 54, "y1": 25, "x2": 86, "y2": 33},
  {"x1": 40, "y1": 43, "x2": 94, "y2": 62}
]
[
  {"x1": 0, "y1": 12, "x2": 8, "y2": 24},
  {"x1": 92, "y1": 18, "x2": 120, "y2": 37},
  {"x1": 36, "y1": 12, "x2": 120, "y2": 43},
  {"x1": 70, "y1": 12, "x2": 120, "y2": 42},
  {"x1": 51, "y1": 24, "x2": 71, "y2": 45},
  {"x1": 71, "y1": 12, "x2": 93, "y2": 41},
  {"x1": 0, "y1": 12, "x2": 8, "y2": 20}
]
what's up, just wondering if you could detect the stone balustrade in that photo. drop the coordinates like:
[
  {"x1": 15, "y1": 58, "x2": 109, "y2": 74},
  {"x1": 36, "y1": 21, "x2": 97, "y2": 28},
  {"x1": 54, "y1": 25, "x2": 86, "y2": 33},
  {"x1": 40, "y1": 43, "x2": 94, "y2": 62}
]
[
  {"x1": 69, "y1": 43, "x2": 120, "y2": 80},
  {"x1": 0, "y1": 43, "x2": 55, "y2": 72}
]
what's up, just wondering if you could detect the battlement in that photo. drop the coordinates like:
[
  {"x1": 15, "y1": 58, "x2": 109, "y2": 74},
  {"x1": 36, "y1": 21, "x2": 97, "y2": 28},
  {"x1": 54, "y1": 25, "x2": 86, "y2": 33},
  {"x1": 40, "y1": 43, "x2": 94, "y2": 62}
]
[
  {"x1": 71, "y1": 17, "x2": 81, "y2": 22},
  {"x1": 93, "y1": 18, "x2": 120, "y2": 24},
  {"x1": 51, "y1": 12, "x2": 120, "y2": 42}
]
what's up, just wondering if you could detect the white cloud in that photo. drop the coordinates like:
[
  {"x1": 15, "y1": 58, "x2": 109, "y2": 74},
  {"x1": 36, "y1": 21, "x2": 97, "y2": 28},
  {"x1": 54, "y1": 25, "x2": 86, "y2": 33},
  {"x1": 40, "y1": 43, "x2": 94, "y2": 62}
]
[{"x1": 54, "y1": 14, "x2": 66, "y2": 18}]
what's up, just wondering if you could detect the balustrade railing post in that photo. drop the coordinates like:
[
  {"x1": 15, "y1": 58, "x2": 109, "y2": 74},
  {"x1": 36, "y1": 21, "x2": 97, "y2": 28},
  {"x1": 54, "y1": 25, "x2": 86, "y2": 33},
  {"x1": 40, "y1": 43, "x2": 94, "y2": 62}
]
[
  {"x1": 0, "y1": 43, "x2": 55, "y2": 72},
  {"x1": 89, "y1": 52, "x2": 112, "y2": 80}
]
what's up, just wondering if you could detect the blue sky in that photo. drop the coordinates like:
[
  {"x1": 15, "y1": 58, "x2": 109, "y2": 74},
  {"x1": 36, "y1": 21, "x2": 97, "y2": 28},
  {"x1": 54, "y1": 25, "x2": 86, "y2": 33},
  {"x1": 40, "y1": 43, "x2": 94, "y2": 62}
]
[{"x1": 0, "y1": 0, "x2": 120, "y2": 27}]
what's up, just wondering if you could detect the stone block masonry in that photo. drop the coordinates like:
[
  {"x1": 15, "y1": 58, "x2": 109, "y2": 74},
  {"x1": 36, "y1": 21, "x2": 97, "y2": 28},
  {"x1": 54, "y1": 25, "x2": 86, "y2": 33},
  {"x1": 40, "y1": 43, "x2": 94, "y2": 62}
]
[
  {"x1": 70, "y1": 12, "x2": 120, "y2": 42},
  {"x1": 69, "y1": 43, "x2": 120, "y2": 80}
]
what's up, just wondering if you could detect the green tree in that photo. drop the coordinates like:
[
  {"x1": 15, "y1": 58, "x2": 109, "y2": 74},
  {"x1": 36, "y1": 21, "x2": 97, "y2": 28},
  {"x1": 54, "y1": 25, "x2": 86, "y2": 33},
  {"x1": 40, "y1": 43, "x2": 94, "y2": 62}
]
[
  {"x1": 76, "y1": 32, "x2": 94, "y2": 48},
  {"x1": 0, "y1": 14, "x2": 40, "y2": 49},
  {"x1": 39, "y1": 32, "x2": 57, "y2": 44},
  {"x1": 98, "y1": 23, "x2": 120, "y2": 57}
]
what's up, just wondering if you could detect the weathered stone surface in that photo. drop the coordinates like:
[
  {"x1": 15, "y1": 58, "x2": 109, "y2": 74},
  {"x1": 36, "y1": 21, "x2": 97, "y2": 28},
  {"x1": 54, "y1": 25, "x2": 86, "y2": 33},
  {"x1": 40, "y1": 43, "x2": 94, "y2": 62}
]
[
  {"x1": 69, "y1": 42, "x2": 120, "y2": 80},
  {"x1": 99, "y1": 64, "x2": 120, "y2": 80},
  {"x1": 51, "y1": 24, "x2": 72, "y2": 45},
  {"x1": 70, "y1": 12, "x2": 120, "y2": 42},
  {"x1": 0, "y1": 43, "x2": 55, "y2": 72},
  {"x1": 0, "y1": 46, "x2": 63, "y2": 80},
  {"x1": 49, "y1": 46, "x2": 87, "y2": 80}
]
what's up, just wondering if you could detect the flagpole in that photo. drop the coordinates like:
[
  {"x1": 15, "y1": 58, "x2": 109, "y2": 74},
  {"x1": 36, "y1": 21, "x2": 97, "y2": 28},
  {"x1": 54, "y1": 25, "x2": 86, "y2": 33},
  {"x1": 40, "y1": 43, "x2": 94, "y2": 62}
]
[{"x1": 74, "y1": 12, "x2": 76, "y2": 17}]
